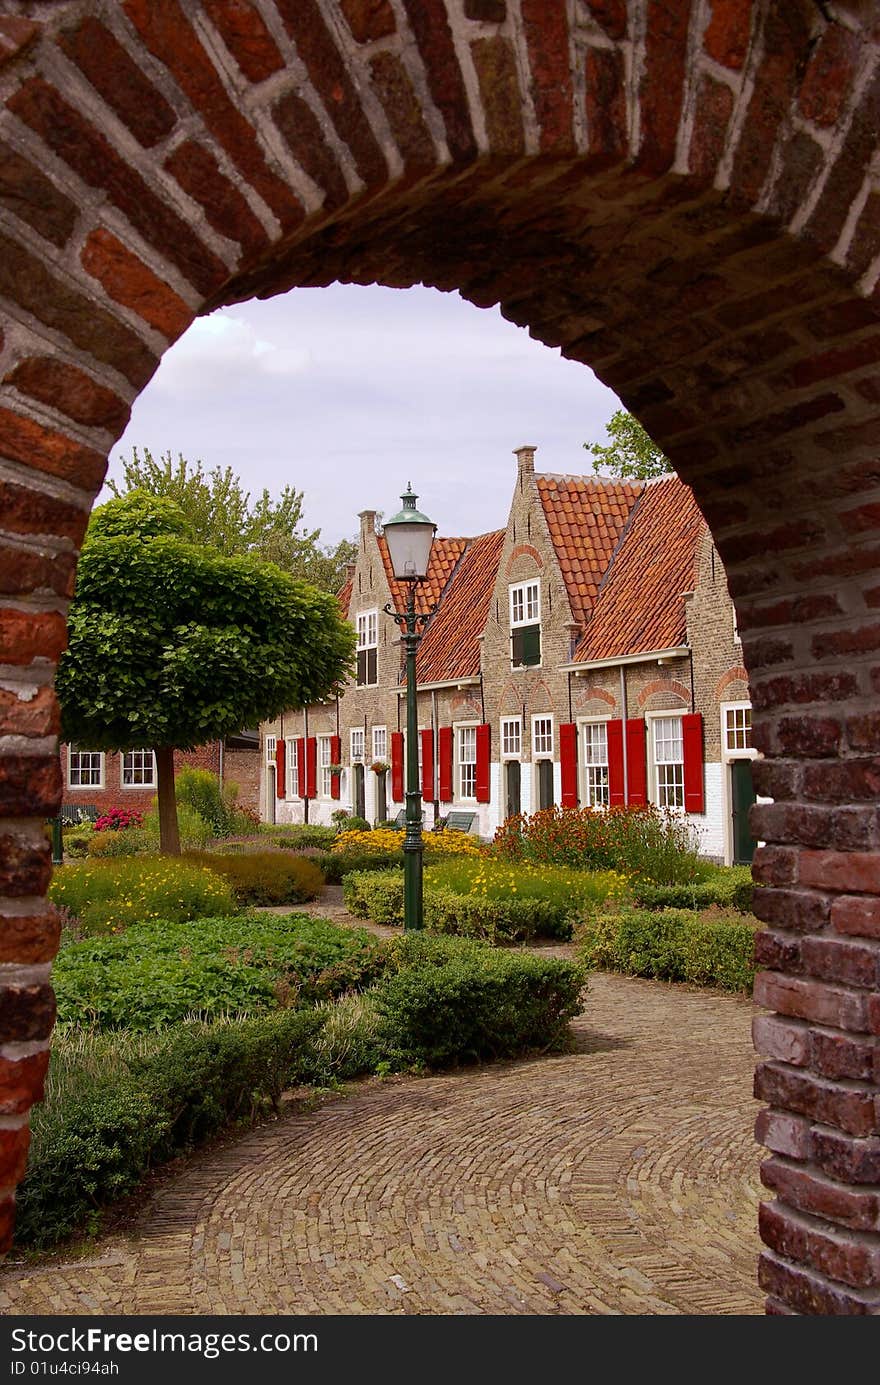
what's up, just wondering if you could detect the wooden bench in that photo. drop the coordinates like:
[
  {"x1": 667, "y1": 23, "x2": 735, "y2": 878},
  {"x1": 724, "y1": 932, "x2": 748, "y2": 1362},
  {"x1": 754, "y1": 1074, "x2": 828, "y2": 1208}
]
[
  {"x1": 393, "y1": 808, "x2": 426, "y2": 828},
  {"x1": 445, "y1": 811, "x2": 477, "y2": 834},
  {"x1": 59, "y1": 804, "x2": 99, "y2": 826}
]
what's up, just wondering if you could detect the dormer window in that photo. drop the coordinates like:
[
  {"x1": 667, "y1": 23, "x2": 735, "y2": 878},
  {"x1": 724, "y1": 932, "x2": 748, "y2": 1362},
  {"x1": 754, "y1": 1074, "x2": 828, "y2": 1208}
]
[
  {"x1": 356, "y1": 610, "x2": 378, "y2": 686},
  {"x1": 510, "y1": 579, "x2": 541, "y2": 666}
]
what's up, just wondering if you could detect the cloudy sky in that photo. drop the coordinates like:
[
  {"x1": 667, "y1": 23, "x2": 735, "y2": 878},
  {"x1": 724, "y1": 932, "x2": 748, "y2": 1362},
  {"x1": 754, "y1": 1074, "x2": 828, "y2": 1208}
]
[{"x1": 108, "y1": 282, "x2": 622, "y2": 546}]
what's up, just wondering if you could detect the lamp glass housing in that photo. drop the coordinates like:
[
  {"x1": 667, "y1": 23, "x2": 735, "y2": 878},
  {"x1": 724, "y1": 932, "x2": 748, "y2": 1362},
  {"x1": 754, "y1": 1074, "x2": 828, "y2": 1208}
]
[{"x1": 383, "y1": 484, "x2": 436, "y2": 580}]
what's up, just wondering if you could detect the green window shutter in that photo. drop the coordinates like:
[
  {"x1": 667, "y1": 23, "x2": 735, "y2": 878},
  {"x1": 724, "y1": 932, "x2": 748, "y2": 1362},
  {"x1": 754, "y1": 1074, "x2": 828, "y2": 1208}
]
[{"x1": 520, "y1": 623, "x2": 541, "y2": 666}]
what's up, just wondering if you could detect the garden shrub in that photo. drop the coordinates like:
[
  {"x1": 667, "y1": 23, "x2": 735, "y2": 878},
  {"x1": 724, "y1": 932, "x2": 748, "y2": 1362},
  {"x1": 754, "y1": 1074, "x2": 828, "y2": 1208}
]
[
  {"x1": 49, "y1": 856, "x2": 236, "y2": 935},
  {"x1": 316, "y1": 849, "x2": 404, "y2": 883},
  {"x1": 332, "y1": 828, "x2": 481, "y2": 859},
  {"x1": 93, "y1": 807, "x2": 143, "y2": 833},
  {"x1": 62, "y1": 832, "x2": 92, "y2": 860},
  {"x1": 87, "y1": 828, "x2": 151, "y2": 858},
  {"x1": 373, "y1": 933, "x2": 586, "y2": 1066},
  {"x1": 53, "y1": 914, "x2": 388, "y2": 1029},
  {"x1": 15, "y1": 1009, "x2": 325, "y2": 1249},
  {"x1": 184, "y1": 850, "x2": 324, "y2": 906},
  {"x1": 268, "y1": 824, "x2": 338, "y2": 849},
  {"x1": 340, "y1": 815, "x2": 371, "y2": 833},
  {"x1": 142, "y1": 800, "x2": 213, "y2": 851},
  {"x1": 630, "y1": 866, "x2": 753, "y2": 914},
  {"x1": 493, "y1": 804, "x2": 707, "y2": 884},
  {"x1": 174, "y1": 767, "x2": 236, "y2": 837},
  {"x1": 580, "y1": 908, "x2": 756, "y2": 993},
  {"x1": 344, "y1": 869, "x2": 405, "y2": 924}
]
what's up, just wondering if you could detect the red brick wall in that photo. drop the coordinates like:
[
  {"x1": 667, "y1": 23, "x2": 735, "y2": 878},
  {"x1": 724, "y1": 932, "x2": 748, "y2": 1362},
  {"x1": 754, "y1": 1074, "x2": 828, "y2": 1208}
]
[
  {"x1": 0, "y1": 1, "x2": 879, "y2": 1314},
  {"x1": 59, "y1": 743, "x2": 260, "y2": 817}
]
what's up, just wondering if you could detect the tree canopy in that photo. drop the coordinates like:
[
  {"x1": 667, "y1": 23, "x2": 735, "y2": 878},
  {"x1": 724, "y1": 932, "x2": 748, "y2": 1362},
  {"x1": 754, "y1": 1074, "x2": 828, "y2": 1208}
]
[
  {"x1": 57, "y1": 491, "x2": 355, "y2": 852},
  {"x1": 109, "y1": 448, "x2": 356, "y2": 593},
  {"x1": 583, "y1": 410, "x2": 672, "y2": 481}
]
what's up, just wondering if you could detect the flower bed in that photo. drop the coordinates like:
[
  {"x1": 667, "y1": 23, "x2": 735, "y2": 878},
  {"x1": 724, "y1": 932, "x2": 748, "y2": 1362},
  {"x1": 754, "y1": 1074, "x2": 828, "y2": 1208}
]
[
  {"x1": 184, "y1": 851, "x2": 324, "y2": 906},
  {"x1": 332, "y1": 827, "x2": 481, "y2": 859},
  {"x1": 49, "y1": 856, "x2": 236, "y2": 934},
  {"x1": 493, "y1": 804, "x2": 707, "y2": 884}
]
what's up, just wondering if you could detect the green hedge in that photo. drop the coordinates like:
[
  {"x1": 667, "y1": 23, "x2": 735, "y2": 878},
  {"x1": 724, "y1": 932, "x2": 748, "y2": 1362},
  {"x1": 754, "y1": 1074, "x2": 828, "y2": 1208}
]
[
  {"x1": 53, "y1": 914, "x2": 388, "y2": 1029},
  {"x1": 16, "y1": 1009, "x2": 324, "y2": 1249},
  {"x1": 343, "y1": 869, "x2": 573, "y2": 942},
  {"x1": 267, "y1": 824, "x2": 338, "y2": 849},
  {"x1": 374, "y1": 933, "x2": 586, "y2": 1066},
  {"x1": 630, "y1": 866, "x2": 754, "y2": 914},
  {"x1": 184, "y1": 850, "x2": 324, "y2": 906},
  {"x1": 581, "y1": 908, "x2": 757, "y2": 993},
  {"x1": 317, "y1": 850, "x2": 405, "y2": 884}
]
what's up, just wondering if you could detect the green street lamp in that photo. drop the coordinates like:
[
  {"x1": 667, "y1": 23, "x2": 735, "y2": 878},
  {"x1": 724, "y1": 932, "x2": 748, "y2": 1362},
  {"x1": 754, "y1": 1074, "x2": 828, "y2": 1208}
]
[{"x1": 383, "y1": 483, "x2": 437, "y2": 931}]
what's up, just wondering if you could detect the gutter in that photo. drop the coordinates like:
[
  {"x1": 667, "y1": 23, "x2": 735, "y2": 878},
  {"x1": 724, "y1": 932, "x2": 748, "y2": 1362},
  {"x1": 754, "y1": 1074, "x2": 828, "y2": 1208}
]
[
  {"x1": 560, "y1": 644, "x2": 689, "y2": 675},
  {"x1": 395, "y1": 676, "x2": 480, "y2": 695}
]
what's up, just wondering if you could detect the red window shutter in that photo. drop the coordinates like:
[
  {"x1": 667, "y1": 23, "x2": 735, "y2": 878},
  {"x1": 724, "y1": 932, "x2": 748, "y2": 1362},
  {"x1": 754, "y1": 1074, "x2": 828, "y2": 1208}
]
[
  {"x1": 607, "y1": 719, "x2": 625, "y2": 805},
  {"x1": 475, "y1": 723, "x2": 491, "y2": 804},
  {"x1": 420, "y1": 729, "x2": 434, "y2": 803},
  {"x1": 626, "y1": 719, "x2": 647, "y2": 806},
  {"x1": 391, "y1": 731, "x2": 404, "y2": 802},
  {"x1": 275, "y1": 740, "x2": 285, "y2": 799},
  {"x1": 305, "y1": 736, "x2": 317, "y2": 799},
  {"x1": 330, "y1": 734, "x2": 341, "y2": 801},
  {"x1": 296, "y1": 737, "x2": 306, "y2": 797},
  {"x1": 559, "y1": 722, "x2": 578, "y2": 808},
  {"x1": 683, "y1": 712, "x2": 705, "y2": 813},
  {"x1": 438, "y1": 727, "x2": 453, "y2": 802}
]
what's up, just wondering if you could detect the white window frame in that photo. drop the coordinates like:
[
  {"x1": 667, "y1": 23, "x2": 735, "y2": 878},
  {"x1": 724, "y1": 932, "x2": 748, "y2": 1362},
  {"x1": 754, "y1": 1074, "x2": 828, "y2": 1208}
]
[
  {"x1": 509, "y1": 579, "x2": 541, "y2": 627},
  {"x1": 732, "y1": 608, "x2": 741, "y2": 645},
  {"x1": 317, "y1": 734, "x2": 333, "y2": 799},
  {"x1": 121, "y1": 749, "x2": 156, "y2": 789},
  {"x1": 68, "y1": 746, "x2": 104, "y2": 790},
  {"x1": 286, "y1": 738, "x2": 298, "y2": 798},
  {"x1": 647, "y1": 712, "x2": 685, "y2": 811},
  {"x1": 455, "y1": 721, "x2": 479, "y2": 803},
  {"x1": 356, "y1": 609, "x2": 379, "y2": 687},
  {"x1": 350, "y1": 727, "x2": 365, "y2": 763},
  {"x1": 265, "y1": 734, "x2": 277, "y2": 766},
  {"x1": 721, "y1": 702, "x2": 757, "y2": 762},
  {"x1": 579, "y1": 718, "x2": 610, "y2": 809},
  {"x1": 372, "y1": 725, "x2": 387, "y2": 762},
  {"x1": 500, "y1": 716, "x2": 522, "y2": 760},
  {"x1": 531, "y1": 714, "x2": 554, "y2": 759}
]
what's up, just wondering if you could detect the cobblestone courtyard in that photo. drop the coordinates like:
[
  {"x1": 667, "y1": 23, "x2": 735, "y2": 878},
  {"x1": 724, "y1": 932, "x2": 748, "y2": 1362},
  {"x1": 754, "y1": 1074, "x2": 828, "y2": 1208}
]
[{"x1": 0, "y1": 964, "x2": 762, "y2": 1316}]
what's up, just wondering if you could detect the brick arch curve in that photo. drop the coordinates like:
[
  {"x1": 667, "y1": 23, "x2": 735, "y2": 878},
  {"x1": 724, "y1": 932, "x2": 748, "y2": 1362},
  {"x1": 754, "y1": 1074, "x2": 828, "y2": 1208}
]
[{"x1": 1, "y1": 1, "x2": 879, "y2": 1315}]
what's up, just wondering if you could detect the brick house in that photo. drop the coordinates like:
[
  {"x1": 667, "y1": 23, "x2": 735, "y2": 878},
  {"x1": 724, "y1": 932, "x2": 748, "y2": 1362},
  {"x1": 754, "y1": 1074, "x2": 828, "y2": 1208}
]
[
  {"x1": 261, "y1": 447, "x2": 756, "y2": 865},
  {"x1": 58, "y1": 732, "x2": 261, "y2": 820}
]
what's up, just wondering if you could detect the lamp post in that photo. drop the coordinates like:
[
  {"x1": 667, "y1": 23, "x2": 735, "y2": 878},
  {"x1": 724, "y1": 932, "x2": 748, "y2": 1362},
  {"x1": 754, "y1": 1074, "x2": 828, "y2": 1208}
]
[{"x1": 383, "y1": 483, "x2": 437, "y2": 931}]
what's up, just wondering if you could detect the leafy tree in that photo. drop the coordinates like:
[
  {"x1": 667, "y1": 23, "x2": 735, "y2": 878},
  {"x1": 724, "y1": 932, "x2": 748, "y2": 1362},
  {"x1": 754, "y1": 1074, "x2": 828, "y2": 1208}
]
[
  {"x1": 56, "y1": 491, "x2": 355, "y2": 855},
  {"x1": 584, "y1": 410, "x2": 672, "y2": 481},
  {"x1": 109, "y1": 448, "x2": 355, "y2": 593}
]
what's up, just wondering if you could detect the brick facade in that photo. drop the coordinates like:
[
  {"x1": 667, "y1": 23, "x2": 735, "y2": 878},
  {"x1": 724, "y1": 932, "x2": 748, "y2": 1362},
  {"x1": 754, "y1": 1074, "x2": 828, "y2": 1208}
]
[
  {"x1": 58, "y1": 741, "x2": 261, "y2": 819},
  {"x1": 0, "y1": 0, "x2": 879, "y2": 1314}
]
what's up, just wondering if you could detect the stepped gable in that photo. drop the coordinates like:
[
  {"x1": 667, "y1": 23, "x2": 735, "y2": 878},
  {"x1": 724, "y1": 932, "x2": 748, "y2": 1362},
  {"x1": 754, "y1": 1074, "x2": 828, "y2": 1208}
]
[
  {"x1": 377, "y1": 533, "x2": 467, "y2": 614},
  {"x1": 536, "y1": 474, "x2": 642, "y2": 626},
  {"x1": 574, "y1": 474, "x2": 706, "y2": 662},
  {"x1": 416, "y1": 530, "x2": 506, "y2": 683}
]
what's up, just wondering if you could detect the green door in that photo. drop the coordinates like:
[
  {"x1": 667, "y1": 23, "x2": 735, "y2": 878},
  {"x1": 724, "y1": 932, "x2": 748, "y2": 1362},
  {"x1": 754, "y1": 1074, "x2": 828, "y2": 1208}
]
[
  {"x1": 376, "y1": 771, "x2": 387, "y2": 825},
  {"x1": 537, "y1": 758, "x2": 554, "y2": 811},
  {"x1": 505, "y1": 760, "x2": 521, "y2": 820},
  {"x1": 354, "y1": 764, "x2": 365, "y2": 820},
  {"x1": 730, "y1": 759, "x2": 757, "y2": 865}
]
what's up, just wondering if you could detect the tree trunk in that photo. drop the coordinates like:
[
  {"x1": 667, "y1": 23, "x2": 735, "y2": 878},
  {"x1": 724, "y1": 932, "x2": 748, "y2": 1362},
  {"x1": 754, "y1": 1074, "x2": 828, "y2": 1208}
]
[{"x1": 155, "y1": 744, "x2": 181, "y2": 856}]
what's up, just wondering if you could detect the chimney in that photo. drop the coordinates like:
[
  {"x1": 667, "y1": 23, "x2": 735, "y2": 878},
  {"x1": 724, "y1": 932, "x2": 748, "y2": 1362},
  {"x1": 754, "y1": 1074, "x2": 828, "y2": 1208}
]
[
  {"x1": 514, "y1": 444, "x2": 536, "y2": 487},
  {"x1": 344, "y1": 561, "x2": 356, "y2": 582},
  {"x1": 358, "y1": 509, "x2": 377, "y2": 543}
]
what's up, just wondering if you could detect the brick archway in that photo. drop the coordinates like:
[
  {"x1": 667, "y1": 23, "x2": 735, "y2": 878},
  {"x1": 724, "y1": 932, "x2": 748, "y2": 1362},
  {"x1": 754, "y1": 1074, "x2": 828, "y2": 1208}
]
[{"x1": 1, "y1": 1, "x2": 878, "y2": 1314}]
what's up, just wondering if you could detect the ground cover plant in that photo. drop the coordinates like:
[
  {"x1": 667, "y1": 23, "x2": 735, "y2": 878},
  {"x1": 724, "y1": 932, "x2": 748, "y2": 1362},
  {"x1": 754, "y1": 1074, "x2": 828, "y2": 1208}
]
[
  {"x1": 48, "y1": 857, "x2": 236, "y2": 935},
  {"x1": 580, "y1": 906, "x2": 757, "y2": 993},
  {"x1": 629, "y1": 865, "x2": 754, "y2": 914},
  {"x1": 52, "y1": 914, "x2": 387, "y2": 1029},
  {"x1": 493, "y1": 804, "x2": 707, "y2": 885},
  {"x1": 183, "y1": 851, "x2": 324, "y2": 906},
  {"x1": 18, "y1": 931, "x2": 585, "y2": 1250}
]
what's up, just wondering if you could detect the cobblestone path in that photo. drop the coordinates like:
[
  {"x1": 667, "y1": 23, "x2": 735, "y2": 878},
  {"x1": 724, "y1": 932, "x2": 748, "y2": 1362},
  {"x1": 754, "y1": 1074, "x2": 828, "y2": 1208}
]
[{"x1": 0, "y1": 966, "x2": 762, "y2": 1315}]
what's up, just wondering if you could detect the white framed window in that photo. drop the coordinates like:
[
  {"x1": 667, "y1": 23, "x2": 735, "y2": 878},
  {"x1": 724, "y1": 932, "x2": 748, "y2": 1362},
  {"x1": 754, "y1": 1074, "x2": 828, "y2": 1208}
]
[
  {"x1": 456, "y1": 724, "x2": 477, "y2": 801},
  {"x1": 318, "y1": 735, "x2": 333, "y2": 798},
  {"x1": 509, "y1": 579, "x2": 541, "y2": 666},
  {"x1": 733, "y1": 608, "x2": 741, "y2": 645},
  {"x1": 372, "y1": 725, "x2": 387, "y2": 761},
  {"x1": 286, "y1": 738, "x2": 298, "y2": 797},
  {"x1": 501, "y1": 717, "x2": 521, "y2": 759},
  {"x1": 68, "y1": 746, "x2": 103, "y2": 789},
  {"x1": 581, "y1": 721, "x2": 609, "y2": 808},
  {"x1": 722, "y1": 702, "x2": 756, "y2": 758},
  {"x1": 265, "y1": 734, "x2": 277, "y2": 766},
  {"x1": 652, "y1": 716, "x2": 684, "y2": 810},
  {"x1": 351, "y1": 727, "x2": 365, "y2": 762},
  {"x1": 532, "y1": 715, "x2": 554, "y2": 758},
  {"x1": 356, "y1": 609, "x2": 378, "y2": 686},
  {"x1": 122, "y1": 749, "x2": 156, "y2": 788}
]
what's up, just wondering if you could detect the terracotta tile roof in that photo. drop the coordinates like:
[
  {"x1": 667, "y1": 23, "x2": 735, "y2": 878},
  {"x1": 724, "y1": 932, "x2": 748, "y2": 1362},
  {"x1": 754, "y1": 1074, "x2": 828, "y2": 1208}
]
[
  {"x1": 573, "y1": 474, "x2": 705, "y2": 663},
  {"x1": 337, "y1": 578, "x2": 352, "y2": 618},
  {"x1": 377, "y1": 533, "x2": 468, "y2": 614},
  {"x1": 536, "y1": 474, "x2": 642, "y2": 626},
  {"x1": 416, "y1": 530, "x2": 505, "y2": 683}
]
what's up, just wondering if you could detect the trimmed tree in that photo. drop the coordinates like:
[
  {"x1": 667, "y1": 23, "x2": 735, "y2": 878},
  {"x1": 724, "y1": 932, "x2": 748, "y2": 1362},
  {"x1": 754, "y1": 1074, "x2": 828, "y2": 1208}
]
[
  {"x1": 584, "y1": 409, "x2": 672, "y2": 481},
  {"x1": 56, "y1": 491, "x2": 355, "y2": 854}
]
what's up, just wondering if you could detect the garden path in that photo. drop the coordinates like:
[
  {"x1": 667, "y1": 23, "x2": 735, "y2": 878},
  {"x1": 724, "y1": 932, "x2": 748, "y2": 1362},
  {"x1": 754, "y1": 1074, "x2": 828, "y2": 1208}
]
[{"x1": 0, "y1": 895, "x2": 762, "y2": 1315}]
